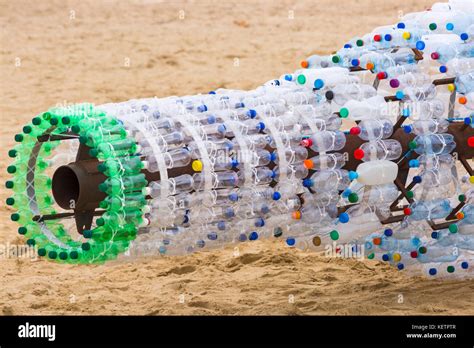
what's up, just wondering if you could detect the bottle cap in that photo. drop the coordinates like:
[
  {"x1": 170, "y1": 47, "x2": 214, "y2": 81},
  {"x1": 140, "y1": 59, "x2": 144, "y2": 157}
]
[{"x1": 192, "y1": 160, "x2": 203, "y2": 172}]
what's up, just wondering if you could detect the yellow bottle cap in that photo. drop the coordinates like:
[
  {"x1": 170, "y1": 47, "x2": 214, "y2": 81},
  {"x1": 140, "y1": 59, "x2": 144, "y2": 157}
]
[
  {"x1": 447, "y1": 84, "x2": 456, "y2": 92},
  {"x1": 402, "y1": 32, "x2": 411, "y2": 40},
  {"x1": 393, "y1": 253, "x2": 401, "y2": 262},
  {"x1": 192, "y1": 160, "x2": 203, "y2": 172}
]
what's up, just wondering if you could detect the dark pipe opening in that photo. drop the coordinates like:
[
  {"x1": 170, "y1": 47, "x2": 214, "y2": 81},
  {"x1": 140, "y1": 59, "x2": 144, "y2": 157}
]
[{"x1": 52, "y1": 165, "x2": 80, "y2": 210}]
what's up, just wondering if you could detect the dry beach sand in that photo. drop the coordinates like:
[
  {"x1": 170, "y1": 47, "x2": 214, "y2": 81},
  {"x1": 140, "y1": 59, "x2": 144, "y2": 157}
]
[{"x1": 1, "y1": 0, "x2": 473, "y2": 315}]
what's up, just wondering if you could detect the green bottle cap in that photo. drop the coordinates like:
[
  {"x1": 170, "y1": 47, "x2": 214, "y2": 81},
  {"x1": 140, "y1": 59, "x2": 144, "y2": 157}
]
[
  {"x1": 62, "y1": 116, "x2": 71, "y2": 125},
  {"x1": 348, "y1": 193, "x2": 358, "y2": 203},
  {"x1": 83, "y1": 230, "x2": 93, "y2": 238},
  {"x1": 339, "y1": 108, "x2": 349, "y2": 118},
  {"x1": 7, "y1": 165, "x2": 17, "y2": 174},
  {"x1": 408, "y1": 140, "x2": 417, "y2": 150},
  {"x1": 297, "y1": 74, "x2": 306, "y2": 85},
  {"x1": 418, "y1": 246, "x2": 427, "y2": 254},
  {"x1": 367, "y1": 253, "x2": 374, "y2": 259},
  {"x1": 8, "y1": 149, "x2": 17, "y2": 158},
  {"x1": 26, "y1": 238, "x2": 35, "y2": 246},
  {"x1": 447, "y1": 265, "x2": 455, "y2": 273},
  {"x1": 6, "y1": 197, "x2": 15, "y2": 205},
  {"x1": 406, "y1": 191, "x2": 414, "y2": 199},
  {"x1": 79, "y1": 135, "x2": 88, "y2": 144},
  {"x1": 59, "y1": 251, "x2": 68, "y2": 260},
  {"x1": 429, "y1": 23, "x2": 437, "y2": 31},
  {"x1": 330, "y1": 230, "x2": 339, "y2": 241},
  {"x1": 458, "y1": 194, "x2": 466, "y2": 202},
  {"x1": 38, "y1": 248, "x2": 47, "y2": 257},
  {"x1": 70, "y1": 251, "x2": 79, "y2": 259},
  {"x1": 356, "y1": 39, "x2": 364, "y2": 47},
  {"x1": 11, "y1": 213, "x2": 20, "y2": 221},
  {"x1": 81, "y1": 242, "x2": 91, "y2": 251},
  {"x1": 6, "y1": 181, "x2": 14, "y2": 189},
  {"x1": 332, "y1": 55, "x2": 340, "y2": 63},
  {"x1": 23, "y1": 125, "x2": 32, "y2": 134},
  {"x1": 48, "y1": 250, "x2": 58, "y2": 259},
  {"x1": 32, "y1": 117, "x2": 42, "y2": 126},
  {"x1": 97, "y1": 163, "x2": 107, "y2": 172},
  {"x1": 14, "y1": 134, "x2": 24, "y2": 142},
  {"x1": 448, "y1": 224, "x2": 458, "y2": 233},
  {"x1": 18, "y1": 226, "x2": 27, "y2": 235},
  {"x1": 50, "y1": 117, "x2": 59, "y2": 126},
  {"x1": 71, "y1": 125, "x2": 80, "y2": 133},
  {"x1": 96, "y1": 218, "x2": 105, "y2": 226},
  {"x1": 98, "y1": 183, "x2": 107, "y2": 192},
  {"x1": 42, "y1": 112, "x2": 52, "y2": 120},
  {"x1": 89, "y1": 149, "x2": 99, "y2": 157}
]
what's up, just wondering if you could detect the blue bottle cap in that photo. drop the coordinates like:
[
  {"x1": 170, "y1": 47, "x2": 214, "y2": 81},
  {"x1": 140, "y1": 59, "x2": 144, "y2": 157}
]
[
  {"x1": 239, "y1": 233, "x2": 247, "y2": 242},
  {"x1": 397, "y1": 263, "x2": 404, "y2": 270},
  {"x1": 382, "y1": 254, "x2": 390, "y2": 261},
  {"x1": 384, "y1": 34, "x2": 392, "y2": 41},
  {"x1": 384, "y1": 229, "x2": 393, "y2": 237},
  {"x1": 461, "y1": 261, "x2": 469, "y2": 269},
  {"x1": 225, "y1": 207, "x2": 235, "y2": 218},
  {"x1": 431, "y1": 231, "x2": 439, "y2": 239},
  {"x1": 413, "y1": 175, "x2": 422, "y2": 184},
  {"x1": 314, "y1": 79, "x2": 324, "y2": 89},
  {"x1": 284, "y1": 74, "x2": 293, "y2": 81},
  {"x1": 429, "y1": 268, "x2": 437, "y2": 276},
  {"x1": 302, "y1": 178, "x2": 313, "y2": 187},
  {"x1": 217, "y1": 221, "x2": 226, "y2": 230},
  {"x1": 228, "y1": 192, "x2": 239, "y2": 202},
  {"x1": 351, "y1": 59, "x2": 360, "y2": 67},
  {"x1": 397, "y1": 22, "x2": 405, "y2": 29},
  {"x1": 395, "y1": 91, "x2": 404, "y2": 100},
  {"x1": 416, "y1": 40, "x2": 425, "y2": 50},
  {"x1": 217, "y1": 124, "x2": 227, "y2": 134},
  {"x1": 348, "y1": 171, "x2": 358, "y2": 181},
  {"x1": 460, "y1": 33, "x2": 469, "y2": 41},
  {"x1": 255, "y1": 218, "x2": 265, "y2": 227},
  {"x1": 439, "y1": 65, "x2": 447, "y2": 73},
  {"x1": 207, "y1": 114, "x2": 216, "y2": 124},
  {"x1": 403, "y1": 125, "x2": 412, "y2": 133},
  {"x1": 286, "y1": 238, "x2": 296, "y2": 246},
  {"x1": 249, "y1": 231, "x2": 259, "y2": 241},
  {"x1": 208, "y1": 90, "x2": 216, "y2": 94},
  {"x1": 272, "y1": 191, "x2": 281, "y2": 200},
  {"x1": 270, "y1": 152, "x2": 277, "y2": 162},
  {"x1": 339, "y1": 212, "x2": 349, "y2": 223},
  {"x1": 207, "y1": 232, "x2": 218, "y2": 240},
  {"x1": 446, "y1": 23, "x2": 454, "y2": 31},
  {"x1": 231, "y1": 159, "x2": 239, "y2": 168},
  {"x1": 342, "y1": 189, "x2": 351, "y2": 198},
  {"x1": 343, "y1": 44, "x2": 352, "y2": 48},
  {"x1": 247, "y1": 109, "x2": 257, "y2": 118},
  {"x1": 257, "y1": 122, "x2": 265, "y2": 131},
  {"x1": 197, "y1": 104, "x2": 208, "y2": 112}
]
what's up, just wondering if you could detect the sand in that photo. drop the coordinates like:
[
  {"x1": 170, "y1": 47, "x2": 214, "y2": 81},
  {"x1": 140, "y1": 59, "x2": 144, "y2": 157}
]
[{"x1": 1, "y1": 0, "x2": 473, "y2": 315}]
